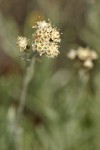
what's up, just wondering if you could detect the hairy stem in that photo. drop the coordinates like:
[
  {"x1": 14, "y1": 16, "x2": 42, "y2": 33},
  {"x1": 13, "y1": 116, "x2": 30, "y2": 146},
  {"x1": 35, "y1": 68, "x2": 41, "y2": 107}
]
[{"x1": 17, "y1": 57, "x2": 35, "y2": 117}]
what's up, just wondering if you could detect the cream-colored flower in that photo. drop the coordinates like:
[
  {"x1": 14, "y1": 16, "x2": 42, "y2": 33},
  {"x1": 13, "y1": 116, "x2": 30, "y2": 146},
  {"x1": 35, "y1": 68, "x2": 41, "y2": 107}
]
[
  {"x1": 50, "y1": 28, "x2": 61, "y2": 43},
  {"x1": 45, "y1": 43, "x2": 60, "y2": 58},
  {"x1": 67, "y1": 49, "x2": 77, "y2": 60},
  {"x1": 32, "y1": 20, "x2": 61, "y2": 58},
  {"x1": 90, "y1": 50, "x2": 98, "y2": 60},
  {"x1": 17, "y1": 36, "x2": 29, "y2": 52},
  {"x1": 77, "y1": 47, "x2": 98, "y2": 61},
  {"x1": 83, "y1": 59, "x2": 93, "y2": 69},
  {"x1": 77, "y1": 47, "x2": 90, "y2": 60},
  {"x1": 67, "y1": 47, "x2": 98, "y2": 70}
]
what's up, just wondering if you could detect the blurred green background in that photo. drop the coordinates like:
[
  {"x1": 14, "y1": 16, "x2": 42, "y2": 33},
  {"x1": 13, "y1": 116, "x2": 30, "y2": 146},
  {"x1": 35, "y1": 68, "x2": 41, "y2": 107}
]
[{"x1": 0, "y1": 0, "x2": 100, "y2": 150}]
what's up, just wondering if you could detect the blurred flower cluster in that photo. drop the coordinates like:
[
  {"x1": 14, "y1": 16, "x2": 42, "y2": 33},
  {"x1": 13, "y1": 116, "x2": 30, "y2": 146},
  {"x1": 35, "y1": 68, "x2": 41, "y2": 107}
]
[{"x1": 67, "y1": 47, "x2": 98, "y2": 70}]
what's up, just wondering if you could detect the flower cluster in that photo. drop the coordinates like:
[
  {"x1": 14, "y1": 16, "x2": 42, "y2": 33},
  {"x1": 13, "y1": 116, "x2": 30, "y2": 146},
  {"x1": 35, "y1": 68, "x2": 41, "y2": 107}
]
[
  {"x1": 17, "y1": 36, "x2": 30, "y2": 52},
  {"x1": 17, "y1": 20, "x2": 61, "y2": 59},
  {"x1": 67, "y1": 47, "x2": 98, "y2": 70},
  {"x1": 32, "y1": 20, "x2": 61, "y2": 58}
]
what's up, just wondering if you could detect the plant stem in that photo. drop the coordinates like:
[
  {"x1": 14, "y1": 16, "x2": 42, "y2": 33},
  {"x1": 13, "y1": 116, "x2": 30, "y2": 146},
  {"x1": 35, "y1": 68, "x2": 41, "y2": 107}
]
[
  {"x1": 7, "y1": 57, "x2": 36, "y2": 150},
  {"x1": 17, "y1": 57, "x2": 35, "y2": 117}
]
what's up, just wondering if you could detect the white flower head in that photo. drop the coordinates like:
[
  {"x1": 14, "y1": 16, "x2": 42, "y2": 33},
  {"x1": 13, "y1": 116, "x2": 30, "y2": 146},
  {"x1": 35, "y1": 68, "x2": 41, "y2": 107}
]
[
  {"x1": 67, "y1": 49, "x2": 77, "y2": 60},
  {"x1": 83, "y1": 59, "x2": 94, "y2": 69},
  {"x1": 67, "y1": 47, "x2": 98, "y2": 70},
  {"x1": 32, "y1": 20, "x2": 61, "y2": 58},
  {"x1": 17, "y1": 36, "x2": 29, "y2": 52},
  {"x1": 90, "y1": 50, "x2": 98, "y2": 60},
  {"x1": 77, "y1": 47, "x2": 90, "y2": 60},
  {"x1": 77, "y1": 47, "x2": 98, "y2": 61}
]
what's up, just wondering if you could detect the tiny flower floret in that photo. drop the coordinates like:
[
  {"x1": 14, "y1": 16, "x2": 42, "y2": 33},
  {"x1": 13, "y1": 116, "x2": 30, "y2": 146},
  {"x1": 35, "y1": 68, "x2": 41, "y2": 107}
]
[
  {"x1": 35, "y1": 21, "x2": 48, "y2": 29},
  {"x1": 32, "y1": 20, "x2": 61, "y2": 58},
  {"x1": 17, "y1": 36, "x2": 29, "y2": 52}
]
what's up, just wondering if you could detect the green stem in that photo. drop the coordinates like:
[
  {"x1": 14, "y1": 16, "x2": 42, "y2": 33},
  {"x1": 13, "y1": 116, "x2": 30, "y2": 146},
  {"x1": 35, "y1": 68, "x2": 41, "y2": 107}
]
[{"x1": 17, "y1": 57, "x2": 35, "y2": 116}]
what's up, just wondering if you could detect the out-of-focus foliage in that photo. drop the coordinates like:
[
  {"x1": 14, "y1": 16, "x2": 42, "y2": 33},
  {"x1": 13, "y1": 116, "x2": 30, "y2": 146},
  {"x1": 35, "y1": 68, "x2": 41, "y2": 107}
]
[{"x1": 0, "y1": 0, "x2": 100, "y2": 150}]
